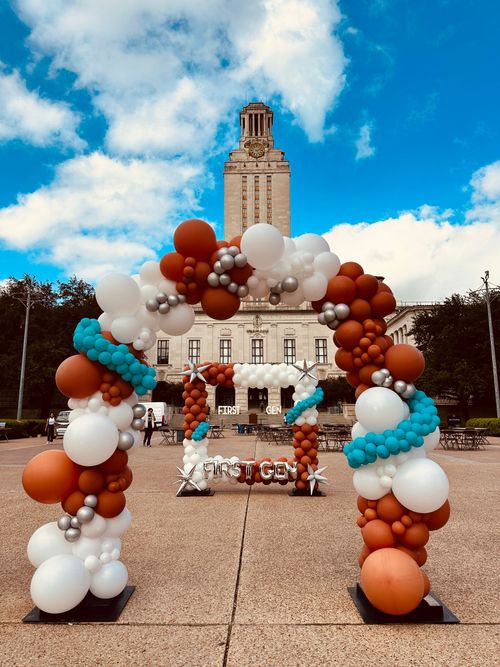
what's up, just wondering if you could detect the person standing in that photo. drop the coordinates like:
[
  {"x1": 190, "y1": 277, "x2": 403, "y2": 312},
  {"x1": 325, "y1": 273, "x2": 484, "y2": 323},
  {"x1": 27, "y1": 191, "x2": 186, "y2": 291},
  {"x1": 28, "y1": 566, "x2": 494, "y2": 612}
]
[
  {"x1": 46, "y1": 412, "x2": 56, "y2": 444},
  {"x1": 143, "y1": 408, "x2": 155, "y2": 447}
]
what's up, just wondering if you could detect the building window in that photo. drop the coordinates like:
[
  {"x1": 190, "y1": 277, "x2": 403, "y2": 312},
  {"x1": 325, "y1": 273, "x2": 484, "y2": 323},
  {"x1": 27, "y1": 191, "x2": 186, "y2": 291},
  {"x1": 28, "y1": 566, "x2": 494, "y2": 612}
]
[
  {"x1": 220, "y1": 339, "x2": 232, "y2": 364},
  {"x1": 188, "y1": 339, "x2": 200, "y2": 364},
  {"x1": 266, "y1": 175, "x2": 272, "y2": 225},
  {"x1": 315, "y1": 338, "x2": 328, "y2": 364},
  {"x1": 251, "y1": 338, "x2": 264, "y2": 364},
  {"x1": 157, "y1": 339, "x2": 169, "y2": 365},
  {"x1": 284, "y1": 339, "x2": 296, "y2": 364}
]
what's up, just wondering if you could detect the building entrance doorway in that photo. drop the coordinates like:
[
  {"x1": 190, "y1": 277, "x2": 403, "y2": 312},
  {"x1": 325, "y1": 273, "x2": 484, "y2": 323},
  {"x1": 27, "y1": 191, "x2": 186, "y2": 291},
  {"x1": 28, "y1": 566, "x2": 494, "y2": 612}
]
[
  {"x1": 248, "y1": 388, "x2": 268, "y2": 412},
  {"x1": 280, "y1": 386, "x2": 294, "y2": 409},
  {"x1": 216, "y1": 385, "x2": 235, "y2": 408}
]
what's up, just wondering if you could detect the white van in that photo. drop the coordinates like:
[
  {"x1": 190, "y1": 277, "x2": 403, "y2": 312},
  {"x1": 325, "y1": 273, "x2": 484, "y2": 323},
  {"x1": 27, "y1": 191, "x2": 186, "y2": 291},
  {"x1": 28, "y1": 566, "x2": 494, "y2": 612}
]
[{"x1": 139, "y1": 402, "x2": 170, "y2": 428}]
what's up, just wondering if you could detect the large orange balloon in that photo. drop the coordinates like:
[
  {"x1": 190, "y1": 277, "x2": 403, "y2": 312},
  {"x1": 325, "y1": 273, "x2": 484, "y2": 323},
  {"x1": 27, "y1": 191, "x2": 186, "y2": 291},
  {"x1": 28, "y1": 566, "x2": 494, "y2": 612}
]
[
  {"x1": 362, "y1": 519, "x2": 397, "y2": 550},
  {"x1": 423, "y1": 500, "x2": 450, "y2": 531},
  {"x1": 335, "y1": 320, "x2": 364, "y2": 350},
  {"x1": 201, "y1": 287, "x2": 240, "y2": 320},
  {"x1": 361, "y1": 548, "x2": 425, "y2": 615},
  {"x1": 55, "y1": 354, "x2": 102, "y2": 399},
  {"x1": 22, "y1": 450, "x2": 80, "y2": 504},
  {"x1": 62, "y1": 490, "x2": 86, "y2": 515},
  {"x1": 159, "y1": 252, "x2": 185, "y2": 281},
  {"x1": 335, "y1": 349, "x2": 355, "y2": 372},
  {"x1": 78, "y1": 469, "x2": 106, "y2": 495},
  {"x1": 385, "y1": 344, "x2": 425, "y2": 382},
  {"x1": 326, "y1": 276, "x2": 356, "y2": 305},
  {"x1": 376, "y1": 493, "x2": 405, "y2": 523},
  {"x1": 99, "y1": 450, "x2": 128, "y2": 475},
  {"x1": 370, "y1": 290, "x2": 396, "y2": 317},
  {"x1": 338, "y1": 261, "x2": 364, "y2": 280},
  {"x1": 174, "y1": 219, "x2": 217, "y2": 261},
  {"x1": 398, "y1": 522, "x2": 430, "y2": 550},
  {"x1": 355, "y1": 274, "x2": 379, "y2": 300},
  {"x1": 95, "y1": 490, "x2": 126, "y2": 518}
]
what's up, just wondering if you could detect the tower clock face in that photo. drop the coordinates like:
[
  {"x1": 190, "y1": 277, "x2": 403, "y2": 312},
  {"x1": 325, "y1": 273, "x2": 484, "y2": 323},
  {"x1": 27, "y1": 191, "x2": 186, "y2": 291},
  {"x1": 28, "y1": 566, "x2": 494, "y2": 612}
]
[{"x1": 248, "y1": 141, "x2": 265, "y2": 158}]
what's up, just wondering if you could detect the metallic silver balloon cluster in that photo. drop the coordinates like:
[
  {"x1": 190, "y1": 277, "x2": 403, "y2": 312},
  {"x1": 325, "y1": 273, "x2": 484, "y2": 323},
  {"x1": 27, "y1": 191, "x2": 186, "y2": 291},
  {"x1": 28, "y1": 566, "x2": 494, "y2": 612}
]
[
  {"x1": 370, "y1": 368, "x2": 417, "y2": 398},
  {"x1": 129, "y1": 403, "x2": 146, "y2": 434},
  {"x1": 268, "y1": 276, "x2": 299, "y2": 305},
  {"x1": 371, "y1": 368, "x2": 394, "y2": 388},
  {"x1": 208, "y1": 246, "x2": 249, "y2": 297},
  {"x1": 145, "y1": 291, "x2": 187, "y2": 314},
  {"x1": 317, "y1": 301, "x2": 350, "y2": 329},
  {"x1": 393, "y1": 379, "x2": 417, "y2": 399},
  {"x1": 57, "y1": 494, "x2": 98, "y2": 542}
]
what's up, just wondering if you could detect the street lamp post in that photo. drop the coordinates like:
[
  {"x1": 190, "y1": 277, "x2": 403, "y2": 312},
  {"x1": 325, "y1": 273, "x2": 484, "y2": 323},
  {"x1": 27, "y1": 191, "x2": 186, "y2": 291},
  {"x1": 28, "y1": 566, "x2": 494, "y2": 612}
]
[
  {"x1": 15, "y1": 281, "x2": 33, "y2": 421},
  {"x1": 482, "y1": 271, "x2": 500, "y2": 418}
]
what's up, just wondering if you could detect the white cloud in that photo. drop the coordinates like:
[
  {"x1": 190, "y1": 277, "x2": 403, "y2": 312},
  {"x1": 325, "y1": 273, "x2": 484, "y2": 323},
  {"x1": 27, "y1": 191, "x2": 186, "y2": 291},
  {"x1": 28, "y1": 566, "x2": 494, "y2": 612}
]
[
  {"x1": 0, "y1": 64, "x2": 83, "y2": 149},
  {"x1": 355, "y1": 122, "x2": 375, "y2": 160},
  {"x1": 323, "y1": 162, "x2": 500, "y2": 301},
  {"x1": 0, "y1": 152, "x2": 202, "y2": 280},
  {"x1": 16, "y1": 0, "x2": 346, "y2": 151}
]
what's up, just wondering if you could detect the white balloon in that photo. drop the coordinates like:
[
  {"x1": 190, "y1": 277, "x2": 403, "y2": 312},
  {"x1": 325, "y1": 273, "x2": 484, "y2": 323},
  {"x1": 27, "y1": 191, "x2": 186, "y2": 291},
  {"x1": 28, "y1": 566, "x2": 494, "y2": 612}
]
[
  {"x1": 135, "y1": 305, "x2": 160, "y2": 331},
  {"x1": 158, "y1": 303, "x2": 195, "y2": 336},
  {"x1": 351, "y1": 422, "x2": 368, "y2": 439},
  {"x1": 248, "y1": 279, "x2": 270, "y2": 298},
  {"x1": 293, "y1": 233, "x2": 330, "y2": 256},
  {"x1": 107, "y1": 402, "x2": 134, "y2": 430},
  {"x1": 81, "y1": 514, "x2": 107, "y2": 538},
  {"x1": 140, "y1": 284, "x2": 159, "y2": 303},
  {"x1": 68, "y1": 408, "x2": 86, "y2": 423},
  {"x1": 27, "y1": 522, "x2": 73, "y2": 567},
  {"x1": 111, "y1": 316, "x2": 141, "y2": 344},
  {"x1": 355, "y1": 387, "x2": 407, "y2": 433},
  {"x1": 241, "y1": 224, "x2": 285, "y2": 270},
  {"x1": 64, "y1": 413, "x2": 118, "y2": 466},
  {"x1": 392, "y1": 458, "x2": 449, "y2": 513},
  {"x1": 95, "y1": 274, "x2": 140, "y2": 316},
  {"x1": 139, "y1": 261, "x2": 163, "y2": 285},
  {"x1": 353, "y1": 466, "x2": 388, "y2": 500},
  {"x1": 90, "y1": 560, "x2": 128, "y2": 599},
  {"x1": 84, "y1": 555, "x2": 102, "y2": 574},
  {"x1": 158, "y1": 278, "x2": 177, "y2": 295},
  {"x1": 280, "y1": 285, "x2": 305, "y2": 306},
  {"x1": 72, "y1": 536, "x2": 102, "y2": 561},
  {"x1": 301, "y1": 273, "x2": 328, "y2": 301},
  {"x1": 313, "y1": 251, "x2": 341, "y2": 279},
  {"x1": 31, "y1": 555, "x2": 90, "y2": 613},
  {"x1": 97, "y1": 312, "x2": 113, "y2": 331},
  {"x1": 103, "y1": 507, "x2": 132, "y2": 538},
  {"x1": 422, "y1": 427, "x2": 441, "y2": 452}
]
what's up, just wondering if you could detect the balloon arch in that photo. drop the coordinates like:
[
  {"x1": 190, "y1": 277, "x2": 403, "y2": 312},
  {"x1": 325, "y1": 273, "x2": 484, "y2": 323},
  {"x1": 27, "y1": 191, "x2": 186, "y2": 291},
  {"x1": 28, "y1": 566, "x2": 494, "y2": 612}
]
[{"x1": 22, "y1": 219, "x2": 450, "y2": 619}]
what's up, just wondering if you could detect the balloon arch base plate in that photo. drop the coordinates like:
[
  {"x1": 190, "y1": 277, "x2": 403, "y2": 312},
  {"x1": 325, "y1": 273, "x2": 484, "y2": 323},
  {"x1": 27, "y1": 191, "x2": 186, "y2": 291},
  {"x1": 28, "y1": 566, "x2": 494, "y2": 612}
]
[
  {"x1": 178, "y1": 488, "x2": 215, "y2": 497},
  {"x1": 289, "y1": 488, "x2": 326, "y2": 498},
  {"x1": 22, "y1": 586, "x2": 135, "y2": 624},
  {"x1": 348, "y1": 584, "x2": 459, "y2": 624}
]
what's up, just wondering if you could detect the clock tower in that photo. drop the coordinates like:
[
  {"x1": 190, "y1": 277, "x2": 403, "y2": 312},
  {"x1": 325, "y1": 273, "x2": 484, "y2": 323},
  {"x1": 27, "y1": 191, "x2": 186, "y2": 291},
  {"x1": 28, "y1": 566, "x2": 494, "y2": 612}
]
[{"x1": 224, "y1": 102, "x2": 291, "y2": 240}]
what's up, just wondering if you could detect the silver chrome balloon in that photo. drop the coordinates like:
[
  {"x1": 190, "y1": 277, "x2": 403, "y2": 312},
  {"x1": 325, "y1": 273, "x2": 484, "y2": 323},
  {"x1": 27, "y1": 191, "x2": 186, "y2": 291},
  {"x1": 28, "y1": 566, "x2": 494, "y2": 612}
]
[
  {"x1": 57, "y1": 515, "x2": 72, "y2": 531},
  {"x1": 282, "y1": 276, "x2": 299, "y2": 292},
  {"x1": 227, "y1": 245, "x2": 240, "y2": 257},
  {"x1": 70, "y1": 516, "x2": 81, "y2": 528},
  {"x1": 402, "y1": 384, "x2": 417, "y2": 399},
  {"x1": 167, "y1": 294, "x2": 179, "y2": 307},
  {"x1": 158, "y1": 303, "x2": 170, "y2": 315},
  {"x1": 321, "y1": 301, "x2": 335, "y2": 311},
  {"x1": 323, "y1": 308, "x2": 336, "y2": 323},
  {"x1": 237, "y1": 285, "x2": 249, "y2": 297},
  {"x1": 177, "y1": 294, "x2": 186, "y2": 303},
  {"x1": 327, "y1": 319, "x2": 339, "y2": 330},
  {"x1": 234, "y1": 253, "x2": 247, "y2": 267},
  {"x1": 156, "y1": 292, "x2": 168, "y2": 303},
  {"x1": 380, "y1": 368, "x2": 391, "y2": 377},
  {"x1": 76, "y1": 506, "x2": 95, "y2": 524},
  {"x1": 132, "y1": 418, "x2": 145, "y2": 431},
  {"x1": 207, "y1": 272, "x2": 220, "y2": 287},
  {"x1": 219, "y1": 273, "x2": 231, "y2": 286},
  {"x1": 84, "y1": 494, "x2": 98, "y2": 508},
  {"x1": 227, "y1": 282, "x2": 239, "y2": 293},
  {"x1": 217, "y1": 247, "x2": 228, "y2": 259},
  {"x1": 220, "y1": 254, "x2": 235, "y2": 270},
  {"x1": 270, "y1": 282, "x2": 283, "y2": 294},
  {"x1": 371, "y1": 370, "x2": 386, "y2": 386},
  {"x1": 145, "y1": 299, "x2": 159, "y2": 312},
  {"x1": 117, "y1": 431, "x2": 135, "y2": 450},
  {"x1": 64, "y1": 527, "x2": 81, "y2": 543},
  {"x1": 269, "y1": 293, "x2": 281, "y2": 305},
  {"x1": 393, "y1": 380, "x2": 407, "y2": 394},
  {"x1": 133, "y1": 404, "x2": 146, "y2": 418},
  {"x1": 213, "y1": 260, "x2": 224, "y2": 275},
  {"x1": 382, "y1": 376, "x2": 393, "y2": 388},
  {"x1": 317, "y1": 312, "x2": 326, "y2": 325},
  {"x1": 334, "y1": 303, "x2": 350, "y2": 320}
]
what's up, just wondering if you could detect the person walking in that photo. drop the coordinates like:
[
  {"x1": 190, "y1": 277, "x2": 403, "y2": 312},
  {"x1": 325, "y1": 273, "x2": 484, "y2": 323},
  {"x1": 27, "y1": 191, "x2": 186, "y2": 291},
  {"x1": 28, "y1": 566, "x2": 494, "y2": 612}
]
[
  {"x1": 143, "y1": 408, "x2": 155, "y2": 447},
  {"x1": 46, "y1": 412, "x2": 56, "y2": 444}
]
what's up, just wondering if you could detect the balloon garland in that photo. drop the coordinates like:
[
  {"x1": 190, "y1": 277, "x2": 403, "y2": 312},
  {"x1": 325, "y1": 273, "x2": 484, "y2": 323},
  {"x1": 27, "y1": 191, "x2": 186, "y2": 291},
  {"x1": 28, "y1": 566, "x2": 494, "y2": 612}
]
[{"x1": 21, "y1": 217, "x2": 450, "y2": 618}]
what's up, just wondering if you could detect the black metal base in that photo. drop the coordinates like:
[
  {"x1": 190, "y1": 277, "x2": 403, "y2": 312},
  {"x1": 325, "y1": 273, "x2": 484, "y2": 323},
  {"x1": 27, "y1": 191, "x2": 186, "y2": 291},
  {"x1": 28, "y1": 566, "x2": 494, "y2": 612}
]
[
  {"x1": 22, "y1": 585, "x2": 135, "y2": 624},
  {"x1": 288, "y1": 488, "x2": 326, "y2": 497},
  {"x1": 177, "y1": 488, "x2": 215, "y2": 497},
  {"x1": 348, "y1": 584, "x2": 459, "y2": 624}
]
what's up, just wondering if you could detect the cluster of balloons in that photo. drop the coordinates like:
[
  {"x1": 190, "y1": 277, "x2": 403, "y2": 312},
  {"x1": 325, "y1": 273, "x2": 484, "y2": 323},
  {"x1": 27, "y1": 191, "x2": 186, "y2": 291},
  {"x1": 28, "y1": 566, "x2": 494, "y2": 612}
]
[
  {"x1": 192, "y1": 421, "x2": 210, "y2": 441},
  {"x1": 292, "y1": 423, "x2": 321, "y2": 493},
  {"x1": 284, "y1": 387, "x2": 324, "y2": 425}
]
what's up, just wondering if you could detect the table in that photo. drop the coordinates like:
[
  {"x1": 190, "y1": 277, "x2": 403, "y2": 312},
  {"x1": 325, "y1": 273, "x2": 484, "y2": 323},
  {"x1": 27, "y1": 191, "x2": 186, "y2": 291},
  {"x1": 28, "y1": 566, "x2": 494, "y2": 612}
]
[
  {"x1": 0, "y1": 427, "x2": 12, "y2": 441},
  {"x1": 440, "y1": 428, "x2": 488, "y2": 450},
  {"x1": 209, "y1": 426, "x2": 224, "y2": 439}
]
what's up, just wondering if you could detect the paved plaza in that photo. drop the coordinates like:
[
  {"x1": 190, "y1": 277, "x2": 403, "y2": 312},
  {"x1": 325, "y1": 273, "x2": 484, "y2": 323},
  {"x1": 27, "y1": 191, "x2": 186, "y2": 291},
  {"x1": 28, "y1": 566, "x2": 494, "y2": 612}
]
[{"x1": 1, "y1": 433, "x2": 499, "y2": 666}]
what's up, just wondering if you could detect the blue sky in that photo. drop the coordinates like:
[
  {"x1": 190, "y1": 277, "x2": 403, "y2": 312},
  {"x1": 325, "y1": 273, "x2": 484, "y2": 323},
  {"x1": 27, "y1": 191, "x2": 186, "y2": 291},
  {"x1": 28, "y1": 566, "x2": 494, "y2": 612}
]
[{"x1": 0, "y1": 0, "x2": 499, "y2": 299}]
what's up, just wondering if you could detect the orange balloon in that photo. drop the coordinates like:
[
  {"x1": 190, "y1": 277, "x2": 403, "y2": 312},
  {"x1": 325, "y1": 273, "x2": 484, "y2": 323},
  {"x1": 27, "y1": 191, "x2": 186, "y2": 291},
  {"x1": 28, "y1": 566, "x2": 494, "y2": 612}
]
[
  {"x1": 55, "y1": 354, "x2": 102, "y2": 399},
  {"x1": 229, "y1": 263, "x2": 253, "y2": 284},
  {"x1": 398, "y1": 522, "x2": 430, "y2": 550},
  {"x1": 349, "y1": 298, "x2": 372, "y2": 322},
  {"x1": 362, "y1": 519, "x2": 397, "y2": 550},
  {"x1": 357, "y1": 496, "x2": 369, "y2": 513},
  {"x1": 361, "y1": 548, "x2": 425, "y2": 615},
  {"x1": 423, "y1": 500, "x2": 450, "y2": 531},
  {"x1": 370, "y1": 290, "x2": 396, "y2": 317},
  {"x1": 355, "y1": 383, "x2": 370, "y2": 398},
  {"x1": 335, "y1": 320, "x2": 364, "y2": 350},
  {"x1": 421, "y1": 571, "x2": 431, "y2": 597},
  {"x1": 346, "y1": 371, "x2": 361, "y2": 388},
  {"x1": 22, "y1": 450, "x2": 80, "y2": 504},
  {"x1": 376, "y1": 493, "x2": 405, "y2": 523},
  {"x1": 338, "y1": 261, "x2": 364, "y2": 280},
  {"x1": 159, "y1": 252, "x2": 185, "y2": 281},
  {"x1": 99, "y1": 450, "x2": 128, "y2": 475},
  {"x1": 95, "y1": 490, "x2": 126, "y2": 518},
  {"x1": 335, "y1": 348, "x2": 355, "y2": 372},
  {"x1": 194, "y1": 261, "x2": 212, "y2": 286},
  {"x1": 201, "y1": 287, "x2": 240, "y2": 320},
  {"x1": 173, "y1": 219, "x2": 217, "y2": 261},
  {"x1": 385, "y1": 344, "x2": 425, "y2": 382},
  {"x1": 359, "y1": 364, "x2": 380, "y2": 386},
  {"x1": 78, "y1": 469, "x2": 106, "y2": 495},
  {"x1": 326, "y1": 276, "x2": 356, "y2": 305},
  {"x1": 355, "y1": 274, "x2": 379, "y2": 300}
]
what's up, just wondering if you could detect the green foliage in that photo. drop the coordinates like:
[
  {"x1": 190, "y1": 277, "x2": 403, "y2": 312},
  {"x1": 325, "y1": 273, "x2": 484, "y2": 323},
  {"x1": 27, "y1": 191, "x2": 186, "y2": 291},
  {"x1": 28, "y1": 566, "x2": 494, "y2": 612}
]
[
  {"x1": 152, "y1": 382, "x2": 184, "y2": 406},
  {"x1": 0, "y1": 419, "x2": 46, "y2": 439},
  {"x1": 465, "y1": 418, "x2": 500, "y2": 434},
  {"x1": 318, "y1": 376, "x2": 355, "y2": 408},
  {"x1": 411, "y1": 291, "x2": 500, "y2": 418},
  {"x1": 0, "y1": 276, "x2": 100, "y2": 418}
]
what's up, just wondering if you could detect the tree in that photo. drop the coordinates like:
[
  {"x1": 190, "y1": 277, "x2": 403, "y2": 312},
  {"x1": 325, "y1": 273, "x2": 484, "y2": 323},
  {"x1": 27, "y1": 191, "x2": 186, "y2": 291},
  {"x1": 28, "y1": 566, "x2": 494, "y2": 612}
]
[{"x1": 411, "y1": 291, "x2": 500, "y2": 419}]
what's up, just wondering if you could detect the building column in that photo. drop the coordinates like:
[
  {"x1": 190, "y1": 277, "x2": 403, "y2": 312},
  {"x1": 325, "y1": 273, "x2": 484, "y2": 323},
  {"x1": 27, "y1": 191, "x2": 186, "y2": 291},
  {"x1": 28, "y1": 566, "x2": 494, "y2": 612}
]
[{"x1": 235, "y1": 386, "x2": 248, "y2": 413}]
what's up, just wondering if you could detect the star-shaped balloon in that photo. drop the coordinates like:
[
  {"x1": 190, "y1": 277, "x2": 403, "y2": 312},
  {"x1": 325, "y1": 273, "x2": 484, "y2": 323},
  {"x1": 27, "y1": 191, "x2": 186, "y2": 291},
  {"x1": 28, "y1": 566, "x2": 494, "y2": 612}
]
[
  {"x1": 306, "y1": 464, "x2": 328, "y2": 496},
  {"x1": 174, "y1": 465, "x2": 201, "y2": 496},
  {"x1": 293, "y1": 359, "x2": 318, "y2": 382},
  {"x1": 175, "y1": 359, "x2": 211, "y2": 383}
]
